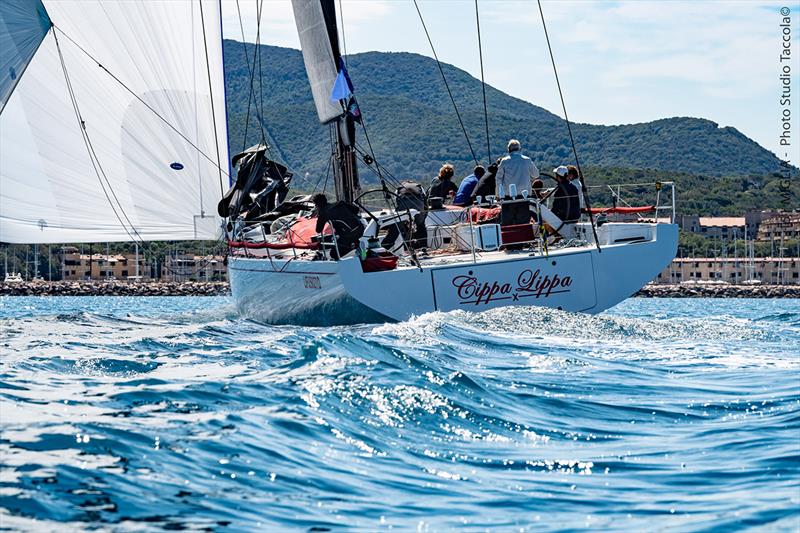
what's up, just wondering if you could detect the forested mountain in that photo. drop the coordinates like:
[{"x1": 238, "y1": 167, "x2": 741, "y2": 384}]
[{"x1": 223, "y1": 40, "x2": 787, "y2": 187}]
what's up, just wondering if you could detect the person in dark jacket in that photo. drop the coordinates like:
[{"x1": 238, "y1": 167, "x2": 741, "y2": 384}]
[
  {"x1": 428, "y1": 164, "x2": 458, "y2": 203},
  {"x1": 550, "y1": 166, "x2": 581, "y2": 223},
  {"x1": 313, "y1": 193, "x2": 364, "y2": 258},
  {"x1": 453, "y1": 165, "x2": 485, "y2": 206},
  {"x1": 382, "y1": 181, "x2": 428, "y2": 249},
  {"x1": 470, "y1": 161, "x2": 498, "y2": 202}
]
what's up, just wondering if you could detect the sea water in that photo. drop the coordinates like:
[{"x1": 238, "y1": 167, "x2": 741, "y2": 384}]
[{"x1": 0, "y1": 297, "x2": 798, "y2": 531}]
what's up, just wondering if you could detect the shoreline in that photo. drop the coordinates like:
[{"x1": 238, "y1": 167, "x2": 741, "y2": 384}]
[{"x1": 1, "y1": 281, "x2": 797, "y2": 298}]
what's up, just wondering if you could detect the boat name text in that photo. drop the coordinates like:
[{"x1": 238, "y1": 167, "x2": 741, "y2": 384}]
[
  {"x1": 452, "y1": 269, "x2": 572, "y2": 305},
  {"x1": 303, "y1": 275, "x2": 322, "y2": 289}
]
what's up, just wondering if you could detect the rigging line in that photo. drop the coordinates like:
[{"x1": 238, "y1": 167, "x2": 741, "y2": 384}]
[
  {"x1": 322, "y1": 153, "x2": 333, "y2": 195},
  {"x1": 536, "y1": 0, "x2": 601, "y2": 252},
  {"x1": 236, "y1": 0, "x2": 292, "y2": 172},
  {"x1": 58, "y1": 25, "x2": 225, "y2": 278},
  {"x1": 53, "y1": 29, "x2": 144, "y2": 249},
  {"x1": 311, "y1": 152, "x2": 334, "y2": 193},
  {"x1": 354, "y1": 143, "x2": 402, "y2": 189},
  {"x1": 236, "y1": 0, "x2": 254, "y2": 151},
  {"x1": 354, "y1": 143, "x2": 402, "y2": 187},
  {"x1": 412, "y1": 0, "x2": 478, "y2": 166},
  {"x1": 337, "y1": 0, "x2": 348, "y2": 69},
  {"x1": 51, "y1": 25, "x2": 229, "y2": 179},
  {"x1": 357, "y1": 118, "x2": 382, "y2": 180},
  {"x1": 335, "y1": 1, "x2": 382, "y2": 182},
  {"x1": 191, "y1": 3, "x2": 204, "y2": 217},
  {"x1": 241, "y1": 0, "x2": 268, "y2": 150},
  {"x1": 474, "y1": 0, "x2": 491, "y2": 162},
  {"x1": 199, "y1": 0, "x2": 226, "y2": 197},
  {"x1": 51, "y1": 32, "x2": 224, "y2": 278},
  {"x1": 256, "y1": 0, "x2": 266, "y2": 145}
]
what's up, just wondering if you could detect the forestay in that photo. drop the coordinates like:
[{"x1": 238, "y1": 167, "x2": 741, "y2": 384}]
[{"x1": 0, "y1": 0, "x2": 228, "y2": 243}]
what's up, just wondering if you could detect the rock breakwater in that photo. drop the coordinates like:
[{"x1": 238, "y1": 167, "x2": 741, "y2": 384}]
[
  {"x1": 1, "y1": 281, "x2": 229, "y2": 297},
  {"x1": 1, "y1": 281, "x2": 796, "y2": 298},
  {"x1": 637, "y1": 284, "x2": 798, "y2": 298}
]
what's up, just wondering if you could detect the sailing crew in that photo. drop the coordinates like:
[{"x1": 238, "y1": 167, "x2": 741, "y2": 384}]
[
  {"x1": 453, "y1": 165, "x2": 485, "y2": 206},
  {"x1": 566, "y1": 165, "x2": 585, "y2": 210},
  {"x1": 551, "y1": 166, "x2": 581, "y2": 223},
  {"x1": 382, "y1": 181, "x2": 428, "y2": 249},
  {"x1": 496, "y1": 139, "x2": 539, "y2": 199},
  {"x1": 531, "y1": 177, "x2": 545, "y2": 200},
  {"x1": 312, "y1": 193, "x2": 364, "y2": 259},
  {"x1": 429, "y1": 164, "x2": 458, "y2": 203},
  {"x1": 470, "y1": 161, "x2": 498, "y2": 203}
]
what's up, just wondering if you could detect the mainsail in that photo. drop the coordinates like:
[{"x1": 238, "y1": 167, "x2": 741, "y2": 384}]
[
  {"x1": 0, "y1": 0, "x2": 228, "y2": 244},
  {"x1": 291, "y1": 0, "x2": 360, "y2": 203},
  {"x1": 291, "y1": 0, "x2": 342, "y2": 124}
]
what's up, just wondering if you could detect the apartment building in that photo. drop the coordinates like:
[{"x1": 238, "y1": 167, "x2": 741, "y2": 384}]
[
  {"x1": 757, "y1": 213, "x2": 800, "y2": 241},
  {"x1": 161, "y1": 255, "x2": 227, "y2": 282},
  {"x1": 655, "y1": 257, "x2": 799, "y2": 285},
  {"x1": 60, "y1": 247, "x2": 149, "y2": 281},
  {"x1": 676, "y1": 215, "x2": 747, "y2": 240}
]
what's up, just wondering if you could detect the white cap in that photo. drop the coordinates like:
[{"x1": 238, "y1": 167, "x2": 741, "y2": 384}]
[{"x1": 554, "y1": 165, "x2": 569, "y2": 177}]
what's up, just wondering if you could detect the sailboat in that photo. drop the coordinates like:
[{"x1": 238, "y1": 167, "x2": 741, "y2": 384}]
[
  {"x1": 223, "y1": 0, "x2": 678, "y2": 325},
  {"x1": 1, "y1": 0, "x2": 677, "y2": 326}
]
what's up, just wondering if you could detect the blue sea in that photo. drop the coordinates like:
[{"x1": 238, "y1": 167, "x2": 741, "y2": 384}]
[{"x1": 0, "y1": 297, "x2": 798, "y2": 531}]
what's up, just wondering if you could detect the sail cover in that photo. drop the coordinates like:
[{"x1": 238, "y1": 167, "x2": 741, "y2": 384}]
[
  {"x1": 0, "y1": 0, "x2": 228, "y2": 243},
  {"x1": 291, "y1": 0, "x2": 343, "y2": 124},
  {"x1": 0, "y1": 0, "x2": 51, "y2": 114}
]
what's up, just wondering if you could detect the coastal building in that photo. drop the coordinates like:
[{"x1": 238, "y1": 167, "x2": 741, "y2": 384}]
[
  {"x1": 745, "y1": 209, "x2": 781, "y2": 239},
  {"x1": 60, "y1": 247, "x2": 149, "y2": 281},
  {"x1": 676, "y1": 215, "x2": 746, "y2": 240},
  {"x1": 757, "y1": 213, "x2": 800, "y2": 241},
  {"x1": 655, "y1": 257, "x2": 799, "y2": 285},
  {"x1": 161, "y1": 255, "x2": 227, "y2": 282}
]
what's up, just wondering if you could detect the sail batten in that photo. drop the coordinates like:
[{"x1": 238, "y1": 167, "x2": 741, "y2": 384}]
[{"x1": 0, "y1": 0, "x2": 228, "y2": 244}]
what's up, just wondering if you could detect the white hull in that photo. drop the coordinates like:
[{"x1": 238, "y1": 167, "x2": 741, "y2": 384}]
[
  {"x1": 229, "y1": 223, "x2": 678, "y2": 325},
  {"x1": 228, "y1": 255, "x2": 390, "y2": 325}
]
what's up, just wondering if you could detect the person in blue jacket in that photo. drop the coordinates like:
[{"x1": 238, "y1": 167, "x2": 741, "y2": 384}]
[{"x1": 453, "y1": 165, "x2": 485, "y2": 206}]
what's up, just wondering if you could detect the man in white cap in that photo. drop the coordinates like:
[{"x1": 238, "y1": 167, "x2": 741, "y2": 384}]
[{"x1": 496, "y1": 139, "x2": 539, "y2": 198}]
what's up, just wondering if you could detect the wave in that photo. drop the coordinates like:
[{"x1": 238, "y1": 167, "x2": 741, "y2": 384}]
[{"x1": 0, "y1": 296, "x2": 798, "y2": 530}]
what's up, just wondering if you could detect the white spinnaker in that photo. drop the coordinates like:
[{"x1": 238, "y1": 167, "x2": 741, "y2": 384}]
[{"x1": 0, "y1": 0, "x2": 228, "y2": 243}]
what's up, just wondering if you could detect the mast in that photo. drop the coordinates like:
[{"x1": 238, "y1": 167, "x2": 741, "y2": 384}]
[
  {"x1": 334, "y1": 110, "x2": 360, "y2": 204},
  {"x1": 292, "y1": 0, "x2": 360, "y2": 203}
]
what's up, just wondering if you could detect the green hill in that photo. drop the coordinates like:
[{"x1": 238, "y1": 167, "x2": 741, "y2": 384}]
[{"x1": 223, "y1": 40, "x2": 787, "y2": 185}]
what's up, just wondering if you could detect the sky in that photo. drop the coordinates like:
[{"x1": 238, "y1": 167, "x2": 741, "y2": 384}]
[{"x1": 221, "y1": 0, "x2": 800, "y2": 166}]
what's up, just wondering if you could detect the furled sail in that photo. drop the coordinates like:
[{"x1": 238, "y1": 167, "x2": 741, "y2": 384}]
[
  {"x1": 0, "y1": 0, "x2": 228, "y2": 244},
  {"x1": 291, "y1": 0, "x2": 343, "y2": 124}
]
